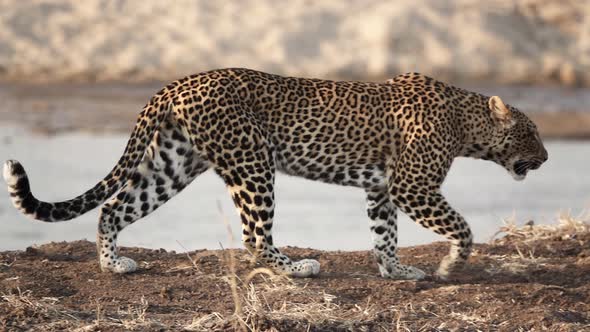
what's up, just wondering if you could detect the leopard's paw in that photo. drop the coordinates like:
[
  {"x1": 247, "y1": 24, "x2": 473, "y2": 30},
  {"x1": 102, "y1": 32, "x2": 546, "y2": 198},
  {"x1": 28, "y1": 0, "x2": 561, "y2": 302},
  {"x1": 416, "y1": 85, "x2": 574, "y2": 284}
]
[
  {"x1": 435, "y1": 255, "x2": 464, "y2": 280},
  {"x1": 288, "y1": 259, "x2": 320, "y2": 278},
  {"x1": 435, "y1": 266, "x2": 451, "y2": 280},
  {"x1": 101, "y1": 256, "x2": 137, "y2": 274},
  {"x1": 380, "y1": 264, "x2": 426, "y2": 280}
]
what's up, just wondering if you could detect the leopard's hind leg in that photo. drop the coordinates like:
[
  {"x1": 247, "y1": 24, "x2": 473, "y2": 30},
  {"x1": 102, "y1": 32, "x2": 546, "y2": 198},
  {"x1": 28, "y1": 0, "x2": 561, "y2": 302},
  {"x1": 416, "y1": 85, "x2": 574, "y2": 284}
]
[
  {"x1": 215, "y1": 146, "x2": 320, "y2": 278},
  {"x1": 97, "y1": 122, "x2": 209, "y2": 273},
  {"x1": 366, "y1": 188, "x2": 425, "y2": 280}
]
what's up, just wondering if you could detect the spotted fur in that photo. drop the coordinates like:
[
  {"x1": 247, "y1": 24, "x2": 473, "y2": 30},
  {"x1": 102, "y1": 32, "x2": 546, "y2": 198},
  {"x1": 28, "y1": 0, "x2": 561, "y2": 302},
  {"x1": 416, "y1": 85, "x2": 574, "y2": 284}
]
[{"x1": 3, "y1": 68, "x2": 547, "y2": 279}]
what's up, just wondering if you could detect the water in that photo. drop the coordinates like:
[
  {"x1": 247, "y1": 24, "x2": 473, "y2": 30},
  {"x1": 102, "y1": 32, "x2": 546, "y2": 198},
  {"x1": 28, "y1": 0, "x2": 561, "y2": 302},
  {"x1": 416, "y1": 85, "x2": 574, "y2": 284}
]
[{"x1": 1, "y1": 126, "x2": 589, "y2": 252}]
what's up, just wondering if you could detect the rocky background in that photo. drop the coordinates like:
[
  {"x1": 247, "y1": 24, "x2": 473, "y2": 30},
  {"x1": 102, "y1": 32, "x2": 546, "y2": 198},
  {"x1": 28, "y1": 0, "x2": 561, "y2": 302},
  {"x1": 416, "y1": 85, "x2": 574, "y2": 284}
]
[{"x1": 0, "y1": 0, "x2": 588, "y2": 85}]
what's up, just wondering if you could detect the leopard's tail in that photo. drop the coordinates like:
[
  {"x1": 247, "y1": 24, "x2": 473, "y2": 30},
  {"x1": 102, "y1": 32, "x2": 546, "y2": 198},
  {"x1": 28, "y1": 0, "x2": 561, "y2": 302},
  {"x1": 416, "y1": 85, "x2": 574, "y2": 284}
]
[{"x1": 3, "y1": 95, "x2": 173, "y2": 222}]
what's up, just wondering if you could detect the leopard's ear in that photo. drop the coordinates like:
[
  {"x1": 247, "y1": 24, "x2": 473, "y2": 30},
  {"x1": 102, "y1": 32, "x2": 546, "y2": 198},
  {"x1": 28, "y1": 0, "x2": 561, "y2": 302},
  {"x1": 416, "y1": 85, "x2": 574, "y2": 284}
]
[{"x1": 488, "y1": 96, "x2": 514, "y2": 128}]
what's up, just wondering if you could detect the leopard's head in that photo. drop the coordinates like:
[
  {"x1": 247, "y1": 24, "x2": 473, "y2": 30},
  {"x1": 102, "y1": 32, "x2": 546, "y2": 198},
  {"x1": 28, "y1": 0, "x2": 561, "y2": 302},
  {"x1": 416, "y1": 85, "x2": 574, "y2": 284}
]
[{"x1": 483, "y1": 96, "x2": 548, "y2": 181}]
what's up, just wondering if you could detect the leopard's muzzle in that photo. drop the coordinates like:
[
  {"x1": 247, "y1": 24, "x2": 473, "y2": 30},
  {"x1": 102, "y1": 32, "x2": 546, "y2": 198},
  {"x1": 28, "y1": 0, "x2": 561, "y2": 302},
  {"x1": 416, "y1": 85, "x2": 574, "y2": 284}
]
[{"x1": 513, "y1": 160, "x2": 542, "y2": 176}]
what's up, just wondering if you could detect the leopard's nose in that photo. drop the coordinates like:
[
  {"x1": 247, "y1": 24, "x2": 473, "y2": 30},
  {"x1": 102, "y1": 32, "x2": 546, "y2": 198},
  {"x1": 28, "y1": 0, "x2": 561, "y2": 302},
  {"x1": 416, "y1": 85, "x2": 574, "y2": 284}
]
[{"x1": 541, "y1": 147, "x2": 548, "y2": 163}]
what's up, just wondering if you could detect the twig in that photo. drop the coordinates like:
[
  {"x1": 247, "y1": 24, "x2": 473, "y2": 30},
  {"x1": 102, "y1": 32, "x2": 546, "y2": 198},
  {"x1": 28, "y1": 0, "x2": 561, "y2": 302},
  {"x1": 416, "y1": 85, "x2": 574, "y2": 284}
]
[
  {"x1": 175, "y1": 240, "x2": 199, "y2": 271},
  {"x1": 216, "y1": 200, "x2": 246, "y2": 331}
]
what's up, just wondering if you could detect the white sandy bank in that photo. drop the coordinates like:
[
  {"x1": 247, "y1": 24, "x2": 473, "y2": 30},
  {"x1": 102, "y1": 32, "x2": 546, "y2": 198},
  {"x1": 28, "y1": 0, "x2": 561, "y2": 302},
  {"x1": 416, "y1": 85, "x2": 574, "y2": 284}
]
[{"x1": 0, "y1": 0, "x2": 588, "y2": 85}]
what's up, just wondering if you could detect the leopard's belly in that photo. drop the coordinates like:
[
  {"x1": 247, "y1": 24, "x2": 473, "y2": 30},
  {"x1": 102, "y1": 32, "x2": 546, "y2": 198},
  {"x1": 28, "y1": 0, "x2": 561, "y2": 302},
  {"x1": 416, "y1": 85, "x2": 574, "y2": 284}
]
[{"x1": 273, "y1": 142, "x2": 387, "y2": 189}]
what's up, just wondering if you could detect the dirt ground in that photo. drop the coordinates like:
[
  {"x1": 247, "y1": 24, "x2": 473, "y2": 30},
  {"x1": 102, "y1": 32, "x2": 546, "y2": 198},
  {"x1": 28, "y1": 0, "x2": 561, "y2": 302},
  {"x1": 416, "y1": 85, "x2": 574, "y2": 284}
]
[{"x1": 0, "y1": 221, "x2": 589, "y2": 332}]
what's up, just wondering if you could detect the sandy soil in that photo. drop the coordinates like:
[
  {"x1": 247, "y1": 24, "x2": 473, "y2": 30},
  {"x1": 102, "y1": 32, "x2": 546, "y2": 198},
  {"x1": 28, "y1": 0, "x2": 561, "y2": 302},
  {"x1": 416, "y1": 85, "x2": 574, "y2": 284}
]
[{"x1": 1, "y1": 223, "x2": 589, "y2": 331}]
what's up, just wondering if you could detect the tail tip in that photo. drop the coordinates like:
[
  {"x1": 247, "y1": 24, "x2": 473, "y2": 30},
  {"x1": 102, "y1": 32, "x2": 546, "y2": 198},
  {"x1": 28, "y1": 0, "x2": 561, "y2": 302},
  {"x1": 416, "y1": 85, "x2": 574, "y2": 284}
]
[{"x1": 3, "y1": 160, "x2": 23, "y2": 186}]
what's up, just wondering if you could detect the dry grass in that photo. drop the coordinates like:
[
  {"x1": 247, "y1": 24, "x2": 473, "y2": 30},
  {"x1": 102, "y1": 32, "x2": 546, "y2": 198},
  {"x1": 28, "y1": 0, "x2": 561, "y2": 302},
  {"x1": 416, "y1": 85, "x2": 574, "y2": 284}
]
[
  {"x1": 185, "y1": 312, "x2": 227, "y2": 331},
  {"x1": 186, "y1": 204, "x2": 387, "y2": 331},
  {"x1": 1, "y1": 287, "x2": 168, "y2": 331},
  {"x1": 479, "y1": 211, "x2": 590, "y2": 277},
  {"x1": 2, "y1": 287, "x2": 81, "y2": 323},
  {"x1": 185, "y1": 271, "x2": 385, "y2": 331},
  {"x1": 73, "y1": 297, "x2": 167, "y2": 331},
  {"x1": 241, "y1": 275, "x2": 338, "y2": 324},
  {"x1": 491, "y1": 211, "x2": 590, "y2": 244}
]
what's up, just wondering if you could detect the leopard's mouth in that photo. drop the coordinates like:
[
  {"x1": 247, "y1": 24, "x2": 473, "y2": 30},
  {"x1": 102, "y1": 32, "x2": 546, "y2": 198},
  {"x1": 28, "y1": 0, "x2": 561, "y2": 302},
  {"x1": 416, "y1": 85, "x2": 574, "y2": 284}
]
[{"x1": 512, "y1": 159, "x2": 543, "y2": 178}]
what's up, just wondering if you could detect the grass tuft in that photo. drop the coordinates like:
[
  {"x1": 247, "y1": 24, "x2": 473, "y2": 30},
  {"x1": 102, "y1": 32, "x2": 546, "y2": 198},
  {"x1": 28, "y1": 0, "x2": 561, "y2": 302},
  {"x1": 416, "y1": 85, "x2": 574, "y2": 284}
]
[{"x1": 491, "y1": 211, "x2": 590, "y2": 244}]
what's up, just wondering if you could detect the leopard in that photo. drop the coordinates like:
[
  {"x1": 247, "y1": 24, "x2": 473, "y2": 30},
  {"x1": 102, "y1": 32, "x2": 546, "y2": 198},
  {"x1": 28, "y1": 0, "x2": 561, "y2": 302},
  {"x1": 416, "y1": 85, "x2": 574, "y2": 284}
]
[{"x1": 3, "y1": 68, "x2": 547, "y2": 280}]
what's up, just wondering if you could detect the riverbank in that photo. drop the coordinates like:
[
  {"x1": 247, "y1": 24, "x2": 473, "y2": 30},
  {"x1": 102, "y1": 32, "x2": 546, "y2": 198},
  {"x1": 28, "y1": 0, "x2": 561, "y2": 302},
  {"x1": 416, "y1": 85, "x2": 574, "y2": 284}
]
[
  {"x1": 1, "y1": 1, "x2": 588, "y2": 86},
  {"x1": 1, "y1": 82, "x2": 589, "y2": 139},
  {"x1": 1, "y1": 218, "x2": 588, "y2": 331}
]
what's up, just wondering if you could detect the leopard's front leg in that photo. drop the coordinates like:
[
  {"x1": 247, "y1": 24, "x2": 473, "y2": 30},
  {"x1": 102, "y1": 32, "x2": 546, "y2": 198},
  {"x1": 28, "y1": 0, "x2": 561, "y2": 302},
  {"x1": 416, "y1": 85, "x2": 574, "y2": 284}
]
[
  {"x1": 389, "y1": 136, "x2": 473, "y2": 279},
  {"x1": 391, "y1": 187, "x2": 473, "y2": 278}
]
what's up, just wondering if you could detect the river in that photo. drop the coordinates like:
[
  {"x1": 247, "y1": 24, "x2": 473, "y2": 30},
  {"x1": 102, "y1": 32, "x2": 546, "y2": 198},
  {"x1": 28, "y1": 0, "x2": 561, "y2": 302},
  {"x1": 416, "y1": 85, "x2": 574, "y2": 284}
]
[{"x1": 1, "y1": 126, "x2": 588, "y2": 252}]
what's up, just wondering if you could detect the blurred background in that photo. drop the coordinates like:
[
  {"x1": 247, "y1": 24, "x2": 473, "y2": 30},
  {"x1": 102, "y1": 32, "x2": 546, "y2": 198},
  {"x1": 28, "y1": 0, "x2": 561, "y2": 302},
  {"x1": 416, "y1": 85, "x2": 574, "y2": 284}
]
[{"x1": 0, "y1": 0, "x2": 589, "y2": 252}]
